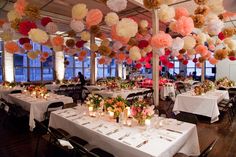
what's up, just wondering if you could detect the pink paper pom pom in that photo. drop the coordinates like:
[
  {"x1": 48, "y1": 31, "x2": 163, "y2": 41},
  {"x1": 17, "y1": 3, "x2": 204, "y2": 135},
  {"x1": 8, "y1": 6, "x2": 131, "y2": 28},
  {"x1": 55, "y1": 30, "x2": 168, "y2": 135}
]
[
  {"x1": 86, "y1": 9, "x2": 103, "y2": 28},
  {"x1": 195, "y1": 45, "x2": 208, "y2": 56},
  {"x1": 70, "y1": 20, "x2": 84, "y2": 33},
  {"x1": 175, "y1": 7, "x2": 189, "y2": 20},
  {"x1": 107, "y1": 0, "x2": 127, "y2": 12},
  {"x1": 45, "y1": 22, "x2": 58, "y2": 34},
  {"x1": 171, "y1": 16, "x2": 194, "y2": 36},
  {"x1": 150, "y1": 31, "x2": 173, "y2": 48}
]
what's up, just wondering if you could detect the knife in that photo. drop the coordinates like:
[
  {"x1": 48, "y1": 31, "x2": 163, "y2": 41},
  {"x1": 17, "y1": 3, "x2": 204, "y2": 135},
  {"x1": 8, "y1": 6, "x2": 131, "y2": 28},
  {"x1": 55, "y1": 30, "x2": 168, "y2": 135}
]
[
  {"x1": 92, "y1": 124, "x2": 103, "y2": 129},
  {"x1": 136, "y1": 140, "x2": 148, "y2": 148},
  {"x1": 166, "y1": 129, "x2": 183, "y2": 134},
  {"x1": 106, "y1": 129, "x2": 119, "y2": 135},
  {"x1": 159, "y1": 135, "x2": 172, "y2": 142},
  {"x1": 81, "y1": 122, "x2": 90, "y2": 125}
]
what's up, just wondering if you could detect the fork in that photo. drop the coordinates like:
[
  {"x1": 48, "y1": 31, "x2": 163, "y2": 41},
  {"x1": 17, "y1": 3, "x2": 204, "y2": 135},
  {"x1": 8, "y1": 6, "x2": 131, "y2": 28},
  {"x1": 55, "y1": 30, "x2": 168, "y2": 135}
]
[{"x1": 118, "y1": 133, "x2": 130, "y2": 140}]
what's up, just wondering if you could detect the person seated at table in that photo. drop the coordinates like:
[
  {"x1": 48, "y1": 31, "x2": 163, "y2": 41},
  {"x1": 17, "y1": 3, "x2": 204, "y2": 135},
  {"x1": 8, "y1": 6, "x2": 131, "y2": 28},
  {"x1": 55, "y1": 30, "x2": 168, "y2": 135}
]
[{"x1": 78, "y1": 72, "x2": 85, "y2": 85}]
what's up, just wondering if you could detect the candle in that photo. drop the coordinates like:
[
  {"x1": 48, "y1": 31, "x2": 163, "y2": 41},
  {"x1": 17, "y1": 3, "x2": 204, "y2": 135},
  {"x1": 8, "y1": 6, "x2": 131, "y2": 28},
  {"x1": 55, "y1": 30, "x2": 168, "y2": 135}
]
[
  {"x1": 109, "y1": 111, "x2": 114, "y2": 118},
  {"x1": 145, "y1": 119, "x2": 151, "y2": 127},
  {"x1": 126, "y1": 107, "x2": 131, "y2": 117},
  {"x1": 88, "y1": 106, "x2": 93, "y2": 112},
  {"x1": 127, "y1": 118, "x2": 132, "y2": 127}
]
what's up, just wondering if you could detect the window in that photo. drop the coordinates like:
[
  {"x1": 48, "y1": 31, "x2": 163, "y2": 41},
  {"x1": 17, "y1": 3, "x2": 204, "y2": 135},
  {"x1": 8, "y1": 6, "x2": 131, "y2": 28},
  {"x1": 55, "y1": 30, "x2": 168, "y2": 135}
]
[
  {"x1": 168, "y1": 59, "x2": 180, "y2": 75},
  {"x1": 205, "y1": 61, "x2": 215, "y2": 78},
  {"x1": 65, "y1": 55, "x2": 84, "y2": 80},
  {"x1": 187, "y1": 60, "x2": 196, "y2": 76},
  {"x1": 29, "y1": 43, "x2": 41, "y2": 81},
  {"x1": 14, "y1": 53, "x2": 28, "y2": 82},
  {"x1": 42, "y1": 46, "x2": 53, "y2": 81}
]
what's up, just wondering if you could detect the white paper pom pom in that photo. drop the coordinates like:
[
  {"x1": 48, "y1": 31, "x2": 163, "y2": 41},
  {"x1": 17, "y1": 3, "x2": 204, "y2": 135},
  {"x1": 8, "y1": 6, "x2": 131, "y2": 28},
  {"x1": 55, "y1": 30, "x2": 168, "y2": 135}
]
[
  {"x1": 106, "y1": 0, "x2": 127, "y2": 12},
  {"x1": 197, "y1": 33, "x2": 207, "y2": 44},
  {"x1": 129, "y1": 46, "x2": 141, "y2": 61},
  {"x1": 70, "y1": 20, "x2": 84, "y2": 32},
  {"x1": 81, "y1": 31, "x2": 90, "y2": 41},
  {"x1": 224, "y1": 38, "x2": 236, "y2": 50},
  {"x1": 172, "y1": 37, "x2": 184, "y2": 51},
  {"x1": 72, "y1": 3, "x2": 88, "y2": 20},
  {"x1": 207, "y1": 0, "x2": 224, "y2": 14},
  {"x1": 45, "y1": 22, "x2": 58, "y2": 34},
  {"x1": 116, "y1": 18, "x2": 138, "y2": 38},
  {"x1": 206, "y1": 19, "x2": 224, "y2": 36},
  {"x1": 183, "y1": 36, "x2": 196, "y2": 49},
  {"x1": 158, "y1": 4, "x2": 175, "y2": 22},
  {"x1": 105, "y1": 12, "x2": 119, "y2": 26},
  {"x1": 139, "y1": 20, "x2": 149, "y2": 28},
  {"x1": 28, "y1": 29, "x2": 49, "y2": 43}
]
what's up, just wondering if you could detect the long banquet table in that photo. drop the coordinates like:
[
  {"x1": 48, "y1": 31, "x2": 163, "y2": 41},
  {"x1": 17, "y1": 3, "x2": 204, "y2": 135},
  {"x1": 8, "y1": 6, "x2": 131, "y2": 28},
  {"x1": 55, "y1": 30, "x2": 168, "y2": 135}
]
[
  {"x1": 49, "y1": 107, "x2": 200, "y2": 157},
  {"x1": 92, "y1": 88, "x2": 150, "y2": 99},
  {"x1": 8, "y1": 93, "x2": 73, "y2": 130},
  {"x1": 173, "y1": 90, "x2": 229, "y2": 123},
  {"x1": 84, "y1": 85, "x2": 107, "y2": 92},
  {"x1": 0, "y1": 86, "x2": 23, "y2": 102}
]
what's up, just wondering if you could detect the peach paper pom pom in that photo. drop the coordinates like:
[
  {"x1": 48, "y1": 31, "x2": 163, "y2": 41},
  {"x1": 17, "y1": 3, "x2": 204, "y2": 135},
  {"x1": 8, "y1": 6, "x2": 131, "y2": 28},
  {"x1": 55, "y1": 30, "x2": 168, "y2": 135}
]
[
  {"x1": 171, "y1": 16, "x2": 194, "y2": 36},
  {"x1": 175, "y1": 7, "x2": 189, "y2": 20},
  {"x1": 150, "y1": 31, "x2": 173, "y2": 48},
  {"x1": 86, "y1": 9, "x2": 103, "y2": 28}
]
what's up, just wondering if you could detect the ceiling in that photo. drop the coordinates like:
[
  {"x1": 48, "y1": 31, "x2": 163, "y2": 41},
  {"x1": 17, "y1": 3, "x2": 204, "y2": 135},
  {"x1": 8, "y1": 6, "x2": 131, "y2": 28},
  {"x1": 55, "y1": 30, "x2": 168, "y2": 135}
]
[{"x1": 0, "y1": 0, "x2": 235, "y2": 34}]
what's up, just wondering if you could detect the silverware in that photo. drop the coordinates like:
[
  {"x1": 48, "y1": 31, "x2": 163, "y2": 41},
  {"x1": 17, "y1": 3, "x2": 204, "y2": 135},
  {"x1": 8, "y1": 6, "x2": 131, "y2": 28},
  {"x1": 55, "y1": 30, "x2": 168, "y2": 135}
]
[
  {"x1": 159, "y1": 135, "x2": 172, "y2": 142},
  {"x1": 71, "y1": 116, "x2": 83, "y2": 121},
  {"x1": 106, "y1": 129, "x2": 119, "y2": 135},
  {"x1": 92, "y1": 124, "x2": 103, "y2": 129},
  {"x1": 118, "y1": 133, "x2": 130, "y2": 140},
  {"x1": 81, "y1": 122, "x2": 90, "y2": 125},
  {"x1": 166, "y1": 129, "x2": 183, "y2": 134},
  {"x1": 65, "y1": 114, "x2": 77, "y2": 118},
  {"x1": 136, "y1": 140, "x2": 148, "y2": 148},
  {"x1": 122, "y1": 141, "x2": 131, "y2": 145}
]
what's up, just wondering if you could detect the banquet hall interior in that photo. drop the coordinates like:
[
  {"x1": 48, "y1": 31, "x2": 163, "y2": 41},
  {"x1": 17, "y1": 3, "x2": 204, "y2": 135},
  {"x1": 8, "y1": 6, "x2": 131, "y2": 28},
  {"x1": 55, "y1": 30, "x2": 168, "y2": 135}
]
[{"x1": 0, "y1": 0, "x2": 236, "y2": 157}]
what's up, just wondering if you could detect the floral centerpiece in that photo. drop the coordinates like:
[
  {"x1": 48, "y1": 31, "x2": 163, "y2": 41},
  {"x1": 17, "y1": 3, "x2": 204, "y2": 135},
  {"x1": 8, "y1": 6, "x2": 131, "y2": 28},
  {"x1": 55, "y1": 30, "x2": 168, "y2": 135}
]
[
  {"x1": 120, "y1": 81, "x2": 135, "y2": 90},
  {"x1": 104, "y1": 96, "x2": 128, "y2": 118},
  {"x1": 2, "y1": 81, "x2": 17, "y2": 88},
  {"x1": 85, "y1": 94, "x2": 104, "y2": 111},
  {"x1": 216, "y1": 77, "x2": 235, "y2": 87},
  {"x1": 27, "y1": 85, "x2": 48, "y2": 98},
  {"x1": 202, "y1": 80, "x2": 215, "y2": 92},
  {"x1": 131, "y1": 98, "x2": 154, "y2": 125},
  {"x1": 193, "y1": 85, "x2": 205, "y2": 95}
]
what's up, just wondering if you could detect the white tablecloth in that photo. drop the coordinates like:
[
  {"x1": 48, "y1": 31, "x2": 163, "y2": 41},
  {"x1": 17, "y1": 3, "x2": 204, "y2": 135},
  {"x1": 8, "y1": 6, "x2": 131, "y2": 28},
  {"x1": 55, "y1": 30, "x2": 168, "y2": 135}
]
[
  {"x1": 160, "y1": 86, "x2": 175, "y2": 100},
  {"x1": 92, "y1": 88, "x2": 150, "y2": 99},
  {"x1": 0, "y1": 86, "x2": 23, "y2": 102},
  {"x1": 8, "y1": 93, "x2": 73, "y2": 130},
  {"x1": 45, "y1": 84, "x2": 61, "y2": 92},
  {"x1": 49, "y1": 108, "x2": 200, "y2": 157},
  {"x1": 84, "y1": 85, "x2": 107, "y2": 92},
  {"x1": 173, "y1": 90, "x2": 229, "y2": 123}
]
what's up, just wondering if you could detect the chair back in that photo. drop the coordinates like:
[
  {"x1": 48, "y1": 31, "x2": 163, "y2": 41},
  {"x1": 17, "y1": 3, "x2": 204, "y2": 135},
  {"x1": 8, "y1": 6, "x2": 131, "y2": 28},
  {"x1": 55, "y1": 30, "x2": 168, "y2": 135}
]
[
  {"x1": 199, "y1": 138, "x2": 218, "y2": 157},
  {"x1": 175, "y1": 82, "x2": 186, "y2": 93},
  {"x1": 59, "y1": 85, "x2": 67, "y2": 90},
  {"x1": 228, "y1": 88, "x2": 236, "y2": 99},
  {"x1": 34, "y1": 119, "x2": 48, "y2": 135},
  {"x1": 175, "y1": 112, "x2": 198, "y2": 124},
  {"x1": 69, "y1": 138, "x2": 89, "y2": 156},
  {"x1": 45, "y1": 102, "x2": 64, "y2": 119},
  {"x1": 10, "y1": 90, "x2": 22, "y2": 94},
  {"x1": 218, "y1": 87, "x2": 226, "y2": 90}
]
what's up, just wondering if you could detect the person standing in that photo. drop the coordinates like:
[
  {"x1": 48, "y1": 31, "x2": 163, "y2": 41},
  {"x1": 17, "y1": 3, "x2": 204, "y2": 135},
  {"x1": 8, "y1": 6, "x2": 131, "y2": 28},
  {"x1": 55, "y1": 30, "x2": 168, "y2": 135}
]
[{"x1": 78, "y1": 72, "x2": 85, "y2": 85}]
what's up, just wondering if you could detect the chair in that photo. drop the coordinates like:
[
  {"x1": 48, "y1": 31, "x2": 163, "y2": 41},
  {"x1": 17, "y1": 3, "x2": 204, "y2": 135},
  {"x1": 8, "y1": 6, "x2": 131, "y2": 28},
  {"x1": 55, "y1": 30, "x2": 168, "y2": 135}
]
[
  {"x1": 66, "y1": 84, "x2": 75, "y2": 97},
  {"x1": 68, "y1": 136, "x2": 89, "y2": 147},
  {"x1": 43, "y1": 102, "x2": 64, "y2": 127},
  {"x1": 10, "y1": 90, "x2": 22, "y2": 94},
  {"x1": 175, "y1": 82, "x2": 186, "y2": 94},
  {"x1": 126, "y1": 93, "x2": 137, "y2": 105},
  {"x1": 218, "y1": 99, "x2": 234, "y2": 124},
  {"x1": 218, "y1": 86, "x2": 227, "y2": 90},
  {"x1": 57, "y1": 85, "x2": 67, "y2": 95},
  {"x1": 175, "y1": 112, "x2": 198, "y2": 124}
]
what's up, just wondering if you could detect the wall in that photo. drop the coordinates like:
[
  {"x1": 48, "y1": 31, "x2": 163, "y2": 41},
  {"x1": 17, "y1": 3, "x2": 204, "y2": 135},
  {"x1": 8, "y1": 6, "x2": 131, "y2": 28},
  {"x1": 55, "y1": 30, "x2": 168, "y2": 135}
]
[{"x1": 216, "y1": 59, "x2": 236, "y2": 82}]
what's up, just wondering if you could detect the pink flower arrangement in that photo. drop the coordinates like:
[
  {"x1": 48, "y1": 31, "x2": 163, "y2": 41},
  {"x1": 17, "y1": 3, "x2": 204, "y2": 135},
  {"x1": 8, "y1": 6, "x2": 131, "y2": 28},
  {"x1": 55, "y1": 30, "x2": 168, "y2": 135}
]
[
  {"x1": 131, "y1": 98, "x2": 154, "y2": 125},
  {"x1": 150, "y1": 31, "x2": 173, "y2": 48},
  {"x1": 171, "y1": 16, "x2": 194, "y2": 36}
]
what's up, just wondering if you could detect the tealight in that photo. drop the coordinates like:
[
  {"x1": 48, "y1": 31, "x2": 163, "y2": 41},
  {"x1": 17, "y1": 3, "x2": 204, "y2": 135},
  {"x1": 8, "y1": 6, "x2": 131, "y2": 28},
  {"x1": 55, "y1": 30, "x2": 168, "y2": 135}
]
[
  {"x1": 88, "y1": 106, "x2": 93, "y2": 112},
  {"x1": 126, "y1": 107, "x2": 131, "y2": 117},
  {"x1": 127, "y1": 117, "x2": 132, "y2": 127},
  {"x1": 145, "y1": 119, "x2": 151, "y2": 127},
  {"x1": 109, "y1": 111, "x2": 114, "y2": 118}
]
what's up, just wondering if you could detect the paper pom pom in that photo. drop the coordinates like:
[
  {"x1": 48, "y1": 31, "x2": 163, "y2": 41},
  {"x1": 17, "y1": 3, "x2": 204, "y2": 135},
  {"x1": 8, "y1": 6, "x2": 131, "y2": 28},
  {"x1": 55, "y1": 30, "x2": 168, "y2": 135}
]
[
  {"x1": 214, "y1": 49, "x2": 228, "y2": 60},
  {"x1": 194, "y1": 0, "x2": 208, "y2": 5},
  {"x1": 69, "y1": 20, "x2": 84, "y2": 33},
  {"x1": 19, "y1": 37, "x2": 30, "y2": 45},
  {"x1": 170, "y1": 16, "x2": 194, "y2": 36},
  {"x1": 191, "y1": 14, "x2": 205, "y2": 28},
  {"x1": 106, "y1": 0, "x2": 127, "y2": 12},
  {"x1": 139, "y1": 20, "x2": 149, "y2": 29},
  {"x1": 112, "y1": 41, "x2": 123, "y2": 51},
  {"x1": 66, "y1": 39, "x2": 75, "y2": 48},
  {"x1": 81, "y1": 31, "x2": 91, "y2": 41},
  {"x1": 7, "y1": 10, "x2": 22, "y2": 22},
  {"x1": 224, "y1": 38, "x2": 236, "y2": 50},
  {"x1": 158, "y1": 4, "x2": 175, "y2": 22},
  {"x1": 41, "y1": 52, "x2": 49, "y2": 58},
  {"x1": 179, "y1": 49, "x2": 186, "y2": 55},
  {"x1": 143, "y1": 45, "x2": 152, "y2": 53},
  {"x1": 98, "y1": 45, "x2": 112, "y2": 56},
  {"x1": 105, "y1": 12, "x2": 119, "y2": 26},
  {"x1": 117, "y1": 53, "x2": 126, "y2": 60},
  {"x1": 151, "y1": 31, "x2": 173, "y2": 48},
  {"x1": 39, "y1": 57, "x2": 46, "y2": 62},
  {"x1": 116, "y1": 18, "x2": 138, "y2": 38},
  {"x1": 126, "y1": 58, "x2": 132, "y2": 64},
  {"x1": 182, "y1": 60, "x2": 188, "y2": 65},
  {"x1": 208, "y1": 57, "x2": 218, "y2": 65},
  {"x1": 5, "y1": 41, "x2": 19, "y2": 54},
  {"x1": 18, "y1": 20, "x2": 37, "y2": 36},
  {"x1": 79, "y1": 50, "x2": 87, "y2": 57},
  {"x1": 143, "y1": 0, "x2": 162, "y2": 9},
  {"x1": 78, "y1": 56, "x2": 85, "y2": 61},
  {"x1": 206, "y1": 0, "x2": 224, "y2": 14},
  {"x1": 76, "y1": 40, "x2": 86, "y2": 48},
  {"x1": 129, "y1": 46, "x2": 141, "y2": 61},
  {"x1": 138, "y1": 40, "x2": 149, "y2": 49},
  {"x1": 222, "y1": 27, "x2": 236, "y2": 38},
  {"x1": 128, "y1": 38, "x2": 138, "y2": 46},
  {"x1": 183, "y1": 36, "x2": 196, "y2": 49},
  {"x1": 23, "y1": 43, "x2": 33, "y2": 51},
  {"x1": 98, "y1": 57, "x2": 106, "y2": 64},
  {"x1": 111, "y1": 25, "x2": 130, "y2": 44},
  {"x1": 41, "y1": 17, "x2": 52, "y2": 27},
  {"x1": 175, "y1": 7, "x2": 189, "y2": 20},
  {"x1": 14, "y1": 0, "x2": 27, "y2": 16},
  {"x1": 194, "y1": 5, "x2": 209, "y2": 16},
  {"x1": 28, "y1": 29, "x2": 49, "y2": 43},
  {"x1": 172, "y1": 37, "x2": 184, "y2": 51},
  {"x1": 218, "y1": 32, "x2": 225, "y2": 40},
  {"x1": 86, "y1": 9, "x2": 103, "y2": 28},
  {"x1": 90, "y1": 44, "x2": 99, "y2": 51},
  {"x1": 145, "y1": 63, "x2": 151, "y2": 69},
  {"x1": 24, "y1": 5, "x2": 40, "y2": 20},
  {"x1": 27, "y1": 51, "x2": 38, "y2": 60},
  {"x1": 135, "y1": 63, "x2": 142, "y2": 69},
  {"x1": 72, "y1": 3, "x2": 88, "y2": 20},
  {"x1": 193, "y1": 58, "x2": 198, "y2": 63},
  {"x1": 195, "y1": 45, "x2": 208, "y2": 56},
  {"x1": 45, "y1": 22, "x2": 58, "y2": 34},
  {"x1": 167, "y1": 62, "x2": 174, "y2": 68},
  {"x1": 206, "y1": 19, "x2": 224, "y2": 36},
  {"x1": 52, "y1": 36, "x2": 64, "y2": 46}
]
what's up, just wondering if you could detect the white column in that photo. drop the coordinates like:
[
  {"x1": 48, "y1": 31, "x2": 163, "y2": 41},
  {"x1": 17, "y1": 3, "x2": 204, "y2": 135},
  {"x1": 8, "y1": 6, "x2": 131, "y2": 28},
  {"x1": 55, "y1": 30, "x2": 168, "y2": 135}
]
[
  {"x1": 117, "y1": 64, "x2": 123, "y2": 78},
  {"x1": 3, "y1": 51, "x2": 14, "y2": 82},
  {"x1": 55, "y1": 51, "x2": 65, "y2": 81},
  {"x1": 152, "y1": 9, "x2": 160, "y2": 107},
  {"x1": 201, "y1": 62, "x2": 205, "y2": 82},
  {"x1": 90, "y1": 34, "x2": 96, "y2": 84}
]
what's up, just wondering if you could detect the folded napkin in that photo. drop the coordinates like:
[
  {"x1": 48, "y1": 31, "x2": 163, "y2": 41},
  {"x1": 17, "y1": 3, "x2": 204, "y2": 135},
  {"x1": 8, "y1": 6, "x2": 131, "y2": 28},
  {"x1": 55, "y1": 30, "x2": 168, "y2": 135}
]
[
  {"x1": 97, "y1": 125, "x2": 118, "y2": 135},
  {"x1": 122, "y1": 134, "x2": 146, "y2": 147},
  {"x1": 58, "y1": 139, "x2": 73, "y2": 149}
]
